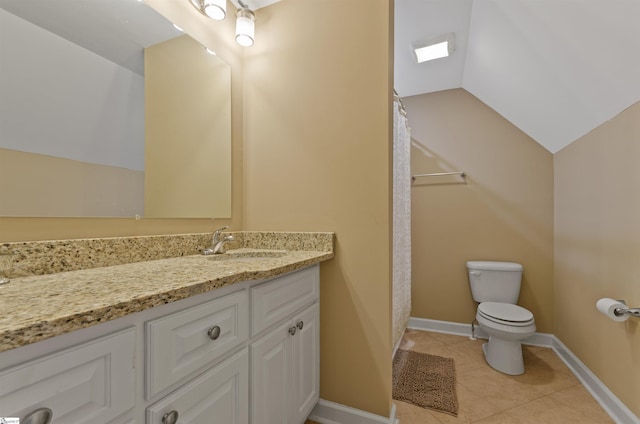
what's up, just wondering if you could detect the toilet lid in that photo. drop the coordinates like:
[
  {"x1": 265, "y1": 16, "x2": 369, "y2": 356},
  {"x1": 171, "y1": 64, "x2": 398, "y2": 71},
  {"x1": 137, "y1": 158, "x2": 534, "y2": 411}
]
[{"x1": 478, "y1": 302, "x2": 534, "y2": 324}]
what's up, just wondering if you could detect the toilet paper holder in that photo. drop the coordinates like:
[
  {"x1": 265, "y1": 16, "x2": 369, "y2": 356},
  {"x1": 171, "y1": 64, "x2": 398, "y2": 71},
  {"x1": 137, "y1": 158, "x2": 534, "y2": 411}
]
[{"x1": 613, "y1": 300, "x2": 640, "y2": 318}]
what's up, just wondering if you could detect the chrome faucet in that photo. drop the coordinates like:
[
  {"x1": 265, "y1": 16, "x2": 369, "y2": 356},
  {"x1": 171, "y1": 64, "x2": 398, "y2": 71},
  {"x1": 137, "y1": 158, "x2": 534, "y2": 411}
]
[{"x1": 203, "y1": 226, "x2": 235, "y2": 255}]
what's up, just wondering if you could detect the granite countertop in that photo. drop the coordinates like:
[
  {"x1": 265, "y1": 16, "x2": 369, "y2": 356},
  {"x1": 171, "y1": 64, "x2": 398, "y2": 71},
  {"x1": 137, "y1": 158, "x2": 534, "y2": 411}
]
[{"x1": 0, "y1": 248, "x2": 333, "y2": 353}]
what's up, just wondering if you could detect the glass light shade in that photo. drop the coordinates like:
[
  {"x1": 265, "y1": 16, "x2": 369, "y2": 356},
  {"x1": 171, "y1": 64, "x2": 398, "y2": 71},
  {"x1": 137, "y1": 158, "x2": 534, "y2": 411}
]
[
  {"x1": 235, "y1": 8, "x2": 255, "y2": 47},
  {"x1": 204, "y1": 0, "x2": 226, "y2": 20}
]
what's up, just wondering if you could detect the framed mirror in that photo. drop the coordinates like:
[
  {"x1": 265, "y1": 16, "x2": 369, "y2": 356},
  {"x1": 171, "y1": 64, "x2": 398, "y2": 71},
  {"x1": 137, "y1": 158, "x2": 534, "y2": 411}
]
[{"x1": 0, "y1": 0, "x2": 231, "y2": 218}]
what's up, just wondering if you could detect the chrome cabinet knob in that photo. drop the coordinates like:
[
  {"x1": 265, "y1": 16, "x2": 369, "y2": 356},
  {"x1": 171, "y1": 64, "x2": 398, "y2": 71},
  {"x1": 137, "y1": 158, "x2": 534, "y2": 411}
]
[
  {"x1": 162, "y1": 410, "x2": 179, "y2": 424},
  {"x1": 207, "y1": 325, "x2": 221, "y2": 340},
  {"x1": 22, "y1": 408, "x2": 53, "y2": 424},
  {"x1": 296, "y1": 320, "x2": 304, "y2": 330},
  {"x1": 289, "y1": 326, "x2": 297, "y2": 336}
]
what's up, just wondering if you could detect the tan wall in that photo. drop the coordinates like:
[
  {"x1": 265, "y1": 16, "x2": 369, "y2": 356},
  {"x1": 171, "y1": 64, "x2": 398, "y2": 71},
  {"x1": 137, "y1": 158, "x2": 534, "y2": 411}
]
[
  {"x1": 0, "y1": 149, "x2": 143, "y2": 217},
  {"x1": 242, "y1": 0, "x2": 394, "y2": 416},
  {"x1": 405, "y1": 89, "x2": 555, "y2": 333},
  {"x1": 0, "y1": 0, "x2": 243, "y2": 241},
  {"x1": 554, "y1": 101, "x2": 640, "y2": 417},
  {"x1": 144, "y1": 35, "x2": 231, "y2": 218}
]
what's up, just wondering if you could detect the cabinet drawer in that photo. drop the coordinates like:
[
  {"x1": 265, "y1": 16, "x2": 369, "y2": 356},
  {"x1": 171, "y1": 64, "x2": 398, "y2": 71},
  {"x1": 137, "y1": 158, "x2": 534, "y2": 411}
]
[
  {"x1": 0, "y1": 328, "x2": 136, "y2": 424},
  {"x1": 251, "y1": 266, "x2": 319, "y2": 336},
  {"x1": 146, "y1": 348, "x2": 249, "y2": 424},
  {"x1": 146, "y1": 289, "x2": 249, "y2": 398}
]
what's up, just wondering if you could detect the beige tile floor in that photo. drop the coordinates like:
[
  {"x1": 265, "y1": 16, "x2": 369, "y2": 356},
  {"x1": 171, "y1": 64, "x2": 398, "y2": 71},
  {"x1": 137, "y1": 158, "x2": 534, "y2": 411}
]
[
  {"x1": 305, "y1": 328, "x2": 614, "y2": 424},
  {"x1": 393, "y1": 329, "x2": 614, "y2": 424}
]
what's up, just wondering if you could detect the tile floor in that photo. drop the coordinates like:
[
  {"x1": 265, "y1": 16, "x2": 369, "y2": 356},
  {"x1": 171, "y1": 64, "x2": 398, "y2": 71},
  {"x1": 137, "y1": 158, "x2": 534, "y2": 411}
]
[
  {"x1": 393, "y1": 329, "x2": 614, "y2": 423},
  {"x1": 306, "y1": 329, "x2": 614, "y2": 424}
]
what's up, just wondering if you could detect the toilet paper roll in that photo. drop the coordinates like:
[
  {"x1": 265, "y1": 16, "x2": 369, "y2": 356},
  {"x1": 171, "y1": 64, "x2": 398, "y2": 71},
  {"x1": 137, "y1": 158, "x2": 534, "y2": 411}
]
[{"x1": 596, "y1": 298, "x2": 629, "y2": 322}]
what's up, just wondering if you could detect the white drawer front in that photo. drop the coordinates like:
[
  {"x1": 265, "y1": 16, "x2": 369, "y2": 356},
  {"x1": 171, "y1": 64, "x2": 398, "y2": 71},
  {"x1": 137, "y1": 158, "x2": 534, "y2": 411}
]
[
  {"x1": 146, "y1": 348, "x2": 249, "y2": 424},
  {"x1": 251, "y1": 266, "x2": 319, "y2": 336},
  {"x1": 146, "y1": 289, "x2": 249, "y2": 398},
  {"x1": 0, "y1": 328, "x2": 136, "y2": 424}
]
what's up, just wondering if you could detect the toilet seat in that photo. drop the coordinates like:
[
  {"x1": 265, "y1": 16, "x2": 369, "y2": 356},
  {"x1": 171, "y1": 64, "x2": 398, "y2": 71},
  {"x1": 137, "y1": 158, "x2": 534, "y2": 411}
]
[{"x1": 478, "y1": 302, "x2": 534, "y2": 327}]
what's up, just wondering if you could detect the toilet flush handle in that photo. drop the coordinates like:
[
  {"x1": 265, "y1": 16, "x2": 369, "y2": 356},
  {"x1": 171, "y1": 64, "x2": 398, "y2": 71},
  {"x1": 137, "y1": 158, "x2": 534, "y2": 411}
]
[{"x1": 470, "y1": 271, "x2": 481, "y2": 276}]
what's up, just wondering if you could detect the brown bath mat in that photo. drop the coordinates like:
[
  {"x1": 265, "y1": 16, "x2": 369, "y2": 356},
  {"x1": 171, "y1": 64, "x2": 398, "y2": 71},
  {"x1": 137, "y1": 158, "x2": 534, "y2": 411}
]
[{"x1": 392, "y1": 349, "x2": 458, "y2": 416}]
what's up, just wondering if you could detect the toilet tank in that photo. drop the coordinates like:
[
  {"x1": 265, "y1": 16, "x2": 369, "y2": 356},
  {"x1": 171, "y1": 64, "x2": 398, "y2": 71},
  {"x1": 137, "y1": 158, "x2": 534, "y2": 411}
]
[{"x1": 467, "y1": 261, "x2": 523, "y2": 304}]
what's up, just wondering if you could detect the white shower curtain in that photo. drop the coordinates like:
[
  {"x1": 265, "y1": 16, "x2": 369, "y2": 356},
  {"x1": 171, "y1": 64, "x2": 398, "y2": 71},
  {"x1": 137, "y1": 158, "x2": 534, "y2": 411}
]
[{"x1": 392, "y1": 96, "x2": 411, "y2": 348}]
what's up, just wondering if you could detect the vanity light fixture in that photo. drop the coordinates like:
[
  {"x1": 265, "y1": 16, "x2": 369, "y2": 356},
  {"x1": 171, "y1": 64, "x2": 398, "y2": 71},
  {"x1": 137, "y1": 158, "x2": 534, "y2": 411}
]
[
  {"x1": 235, "y1": 1, "x2": 255, "y2": 47},
  {"x1": 413, "y1": 32, "x2": 455, "y2": 63},
  {"x1": 189, "y1": 0, "x2": 227, "y2": 21}
]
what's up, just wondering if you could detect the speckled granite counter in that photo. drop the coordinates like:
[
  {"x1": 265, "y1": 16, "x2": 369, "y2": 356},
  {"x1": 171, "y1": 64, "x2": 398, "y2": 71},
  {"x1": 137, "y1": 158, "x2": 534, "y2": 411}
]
[
  {"x1": 3, "y1": 231, "x2": 334, "y2": 277},
  {"x1": 0, "y1": 232, "x2": 334, "y2": 353}
]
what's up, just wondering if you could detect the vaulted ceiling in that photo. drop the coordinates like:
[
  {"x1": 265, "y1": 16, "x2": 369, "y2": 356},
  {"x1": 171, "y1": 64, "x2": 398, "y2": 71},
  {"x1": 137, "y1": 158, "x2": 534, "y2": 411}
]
[
  {"x1": 0, "y1": 0, "x2": 179, "y2": 75},
  {"x1": 395, "y1": 0, "x2": 640, "y2": 153},
  {"x1": 5, "y1": 0, "x2": 638, "y2": 153}
]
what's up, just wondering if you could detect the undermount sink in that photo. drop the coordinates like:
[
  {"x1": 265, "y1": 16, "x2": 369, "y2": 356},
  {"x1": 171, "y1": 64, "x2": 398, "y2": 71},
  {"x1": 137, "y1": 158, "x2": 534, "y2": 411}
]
[{"x1": 204, "y1": 251, "x2": 287, "y2": 262}]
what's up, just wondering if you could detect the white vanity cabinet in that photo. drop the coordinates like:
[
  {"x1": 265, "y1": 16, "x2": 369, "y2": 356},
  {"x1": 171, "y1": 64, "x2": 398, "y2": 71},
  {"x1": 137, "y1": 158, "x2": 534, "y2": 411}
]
[
  {"x1": 0, "y1": 264, "x2": 320, "y2": 424},
  {"x1": 0, "y1": 328, "x2": 136, "y2": 424},
  {"x1": 251, "y1": 270, "x2": 320, "y2": 424}
]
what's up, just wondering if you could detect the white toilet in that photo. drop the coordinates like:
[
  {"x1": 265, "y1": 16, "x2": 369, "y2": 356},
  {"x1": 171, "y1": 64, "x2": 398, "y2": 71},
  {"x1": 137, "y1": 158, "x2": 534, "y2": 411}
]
[{"x1": 467, "y1": 261, "x2": 536, "y2": 375}]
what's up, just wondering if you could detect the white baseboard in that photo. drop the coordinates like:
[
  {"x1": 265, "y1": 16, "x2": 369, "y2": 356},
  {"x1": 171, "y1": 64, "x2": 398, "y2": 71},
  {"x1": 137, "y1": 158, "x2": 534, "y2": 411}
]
[
  {"x1": 308, "y1": 399, "x2": 399, "y2": 424},
  {"x1": 407, "y1": 316, "x2": 554, "y2": 347},
  {"x1": 408, "y1": 316, "x2": 481, "y2": 338},
  {"x1": 406, "y1": 316, "x2": 639, "y2": 424},
  {"x1": 551, "y1": 337, "x2": 640, "y2": 424}
]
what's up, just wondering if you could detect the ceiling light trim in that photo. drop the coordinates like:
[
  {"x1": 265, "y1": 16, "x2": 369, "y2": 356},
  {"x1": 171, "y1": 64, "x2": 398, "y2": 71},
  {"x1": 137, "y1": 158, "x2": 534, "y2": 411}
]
[{"x1": 229, "y1": 0, "x2": 281, "y2": 10}]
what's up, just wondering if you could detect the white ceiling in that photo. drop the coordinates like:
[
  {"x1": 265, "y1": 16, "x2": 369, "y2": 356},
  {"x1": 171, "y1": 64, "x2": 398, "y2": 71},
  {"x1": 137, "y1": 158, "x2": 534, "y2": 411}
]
[
  {"x1": 4, "y1": 0, "x2": 638, "y2": 153},
  {"x1": 395, "y1": 0, "x2": 640, "y2": 153},
  {"x1": 0, "y1": 0, "x2": 279, "y2": 75},
  {"x1": 230, "y1": 0, "x2": 280, "y2": 10},
  {"x1": 0, "y1": 0, "x2": 179, "y2": 75}
]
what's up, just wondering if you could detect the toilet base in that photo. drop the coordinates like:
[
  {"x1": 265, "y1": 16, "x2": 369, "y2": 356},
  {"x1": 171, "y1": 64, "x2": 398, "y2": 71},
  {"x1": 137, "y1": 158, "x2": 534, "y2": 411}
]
[{"x1": 482, "y1": 337, "x2": 525, "y2": 375}]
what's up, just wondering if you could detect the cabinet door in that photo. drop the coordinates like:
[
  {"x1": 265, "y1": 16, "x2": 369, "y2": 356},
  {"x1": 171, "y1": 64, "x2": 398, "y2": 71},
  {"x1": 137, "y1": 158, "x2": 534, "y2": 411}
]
[
  {"x1": 0, "y1": 328, "x2": 136, "y2": 424},
  {"x1": 292, "y1": 303, "x2": 320, "y2": 424},
  {"x1": 146, "y1": 348, "x2": 248, "y2": 424},
  {"x1": 250, "y1": 321, "x2": 294, "y2": 424}
]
